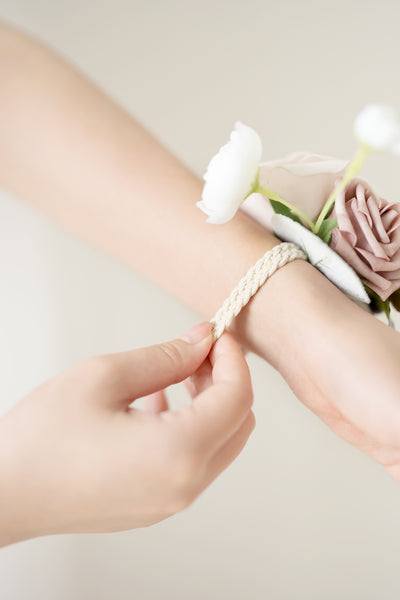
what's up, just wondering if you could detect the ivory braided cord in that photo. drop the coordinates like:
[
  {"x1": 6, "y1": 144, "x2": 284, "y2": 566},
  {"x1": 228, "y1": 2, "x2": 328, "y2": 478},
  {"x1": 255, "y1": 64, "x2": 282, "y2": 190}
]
[{"x1": 210, "y1": 242, "x2": 307, "y2": 341}]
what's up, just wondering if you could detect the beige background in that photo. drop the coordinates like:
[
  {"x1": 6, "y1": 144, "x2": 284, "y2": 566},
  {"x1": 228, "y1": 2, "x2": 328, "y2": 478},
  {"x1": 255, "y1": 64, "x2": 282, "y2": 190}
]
[{"x1": 1, "y1": 1, "x2": 400, "y2": 598}]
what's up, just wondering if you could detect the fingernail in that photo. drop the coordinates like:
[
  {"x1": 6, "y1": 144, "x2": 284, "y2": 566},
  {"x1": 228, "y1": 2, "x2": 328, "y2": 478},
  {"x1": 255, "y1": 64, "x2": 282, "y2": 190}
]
[{"x1": 180, "y1": 321, "x2": 212, "y2": 344}]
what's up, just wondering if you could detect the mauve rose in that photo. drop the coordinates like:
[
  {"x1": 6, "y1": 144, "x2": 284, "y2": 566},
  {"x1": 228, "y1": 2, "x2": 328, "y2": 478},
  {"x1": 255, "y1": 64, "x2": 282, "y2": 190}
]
[{"x1": 330, "y1": 181, "x2": 400, "y2": 301}]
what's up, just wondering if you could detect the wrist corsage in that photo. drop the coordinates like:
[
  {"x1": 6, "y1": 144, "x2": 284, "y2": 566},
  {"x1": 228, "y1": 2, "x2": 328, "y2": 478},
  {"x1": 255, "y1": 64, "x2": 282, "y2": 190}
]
[{"x1": 198, "y1": 105, "x2": 400, "y2": 337}]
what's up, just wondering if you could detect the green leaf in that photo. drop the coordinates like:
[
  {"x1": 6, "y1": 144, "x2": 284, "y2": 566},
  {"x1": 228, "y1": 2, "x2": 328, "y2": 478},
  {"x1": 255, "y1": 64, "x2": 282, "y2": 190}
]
[
  {"x1": 364, "y1": 284, "x2": 391, "y2": 323},
  {"x1": 383, "y1": 301, "x2": 391, "y2": 324},
  {"x1": 324, "y1": 204, "x2": 335, "y2": 219},
  {"x1": 389, "y1": 289, "x2": 400, "y2": 312},
  {"x1": 317, "y1": 217, "x2": 338, "y2": 244},
  {"x1": 269, "y1": 199, "x2": 303, "y2": 225}
]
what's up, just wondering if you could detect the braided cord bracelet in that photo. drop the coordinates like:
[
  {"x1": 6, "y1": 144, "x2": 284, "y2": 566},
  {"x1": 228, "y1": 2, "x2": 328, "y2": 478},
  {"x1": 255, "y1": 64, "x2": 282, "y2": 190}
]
[{"x1": 210, "y1": 242, "x2": 307, "y2": 341}]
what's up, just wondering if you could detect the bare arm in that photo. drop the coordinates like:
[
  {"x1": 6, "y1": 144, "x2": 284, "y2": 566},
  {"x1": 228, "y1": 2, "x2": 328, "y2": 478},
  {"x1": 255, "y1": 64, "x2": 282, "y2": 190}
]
[{"x1": 1, "y1": 22, "x2": 400, "y2": 480}]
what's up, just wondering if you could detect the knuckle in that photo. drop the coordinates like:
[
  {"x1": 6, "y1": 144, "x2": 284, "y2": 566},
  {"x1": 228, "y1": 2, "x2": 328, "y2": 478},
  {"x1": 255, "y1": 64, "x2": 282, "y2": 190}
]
[
  {"x1": 248, "y1": 410, "x2": 256, "y2": 432},
  {"x1": 157, "y1": 341, "x2": 185, "y2": 371},
  {"x1": 238, "y1": 383, "x2": 254, "y2": 411},
  {"x1": 170, "y1": 490, "x2": 197, "y2": 514},
  {"x1": 248, "y1": 387, "x2": 255, "y2": 408}
]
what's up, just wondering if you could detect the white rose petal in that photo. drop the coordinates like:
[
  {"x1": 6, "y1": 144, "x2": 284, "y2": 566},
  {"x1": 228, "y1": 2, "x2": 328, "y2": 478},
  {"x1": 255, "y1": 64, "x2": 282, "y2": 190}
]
[
  {"x1": 354, "y1": 103, "x2": 400, "y2": 152},
  {"x1": 262, "y1": 152, "x2": 348, "y2": 176},
  {"x1": 197, "y1": 122, "x2": 262, "y2": 224},
  {"x1": 271, "y1": 214, "x2": 370, "y2": 304}
]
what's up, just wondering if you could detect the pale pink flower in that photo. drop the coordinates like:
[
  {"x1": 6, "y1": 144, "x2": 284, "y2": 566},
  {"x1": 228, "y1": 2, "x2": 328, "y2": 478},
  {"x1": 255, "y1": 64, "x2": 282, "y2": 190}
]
[{"x1": 241, "y1": 152, "x2": 348, "y2": 228}]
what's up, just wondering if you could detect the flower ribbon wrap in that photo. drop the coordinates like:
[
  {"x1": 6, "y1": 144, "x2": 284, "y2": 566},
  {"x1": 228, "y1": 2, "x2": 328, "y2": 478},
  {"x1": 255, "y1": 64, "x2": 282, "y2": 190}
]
[{"x1": 241, "y1": 152, "x2": 400, "y2": 310}]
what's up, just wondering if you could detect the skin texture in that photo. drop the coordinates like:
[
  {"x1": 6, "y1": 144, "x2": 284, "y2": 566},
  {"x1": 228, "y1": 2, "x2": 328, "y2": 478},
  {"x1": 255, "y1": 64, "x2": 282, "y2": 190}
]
[
  {"x1": 0, "y1": 325, "x2": 254, "y2": 546},
  {"x1": 2, "y1": 22, "x2": 400, "y2": 543}
]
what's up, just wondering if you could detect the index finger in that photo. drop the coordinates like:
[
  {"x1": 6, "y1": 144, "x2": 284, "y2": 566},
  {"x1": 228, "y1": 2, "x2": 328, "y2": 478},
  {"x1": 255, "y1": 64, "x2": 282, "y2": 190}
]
[{"x1": 183, "y1": 332, "x2": 253, "y2": 452}]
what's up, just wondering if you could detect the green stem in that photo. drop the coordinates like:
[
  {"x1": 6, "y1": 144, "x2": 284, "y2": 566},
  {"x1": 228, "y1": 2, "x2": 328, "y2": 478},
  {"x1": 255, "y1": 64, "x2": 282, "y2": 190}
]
[
  {"x1": 313, "y1": 144, "x2": 370, "y2": 235},
  {"x1": 255, "y1": 183, "x2": 315, "y2": 230}
]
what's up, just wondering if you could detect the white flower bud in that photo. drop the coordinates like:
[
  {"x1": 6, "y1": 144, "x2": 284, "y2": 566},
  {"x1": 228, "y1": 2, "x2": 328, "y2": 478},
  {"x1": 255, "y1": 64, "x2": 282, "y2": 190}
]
[{"x1": 354, "y1": 103, "x2": 400, "y2": 152}]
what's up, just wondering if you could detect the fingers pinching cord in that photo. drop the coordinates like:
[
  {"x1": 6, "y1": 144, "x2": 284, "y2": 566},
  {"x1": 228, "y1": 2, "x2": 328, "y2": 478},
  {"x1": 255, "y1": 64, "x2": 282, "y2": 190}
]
[{"x1": 184, "y1": 332, "x2": 254, "y2": 453}]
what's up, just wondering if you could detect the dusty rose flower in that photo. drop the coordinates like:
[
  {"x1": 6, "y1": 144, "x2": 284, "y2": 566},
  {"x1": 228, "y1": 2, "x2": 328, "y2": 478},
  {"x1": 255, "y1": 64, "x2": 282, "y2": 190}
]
[{"x1": 330, "y1": 181, "x2": 400, "y2": 301}]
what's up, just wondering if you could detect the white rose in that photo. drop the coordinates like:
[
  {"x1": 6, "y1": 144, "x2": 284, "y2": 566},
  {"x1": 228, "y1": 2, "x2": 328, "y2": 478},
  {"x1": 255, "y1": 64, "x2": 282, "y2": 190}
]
[{"x1": 197, "y1": 122, "x2": 262, "y2": 224}]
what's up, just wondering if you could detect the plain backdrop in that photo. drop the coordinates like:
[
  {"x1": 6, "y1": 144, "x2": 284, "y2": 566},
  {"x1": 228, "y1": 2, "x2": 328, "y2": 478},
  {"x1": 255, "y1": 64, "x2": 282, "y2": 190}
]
[{"x1": 1, "y1": 1, "x2": 400, "y2": 599}]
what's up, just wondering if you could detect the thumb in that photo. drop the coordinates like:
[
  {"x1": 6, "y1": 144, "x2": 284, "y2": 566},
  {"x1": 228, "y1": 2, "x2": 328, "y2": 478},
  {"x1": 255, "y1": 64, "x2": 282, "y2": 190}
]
[{"x1": 99, "y1": 322, "x2": 213, "y2": 404}]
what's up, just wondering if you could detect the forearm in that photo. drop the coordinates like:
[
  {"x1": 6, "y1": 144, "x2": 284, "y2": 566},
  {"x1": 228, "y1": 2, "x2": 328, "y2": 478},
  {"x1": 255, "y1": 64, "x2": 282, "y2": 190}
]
[
  {"x1": 1, "y1": 22, "x2": 399, "y2": 406},
  {"x1": 0, "y1": 23, "x2": 283, "y2": 339},
  {"x1": 0, "y1": 23, "x2": 278, "y2": 310}
]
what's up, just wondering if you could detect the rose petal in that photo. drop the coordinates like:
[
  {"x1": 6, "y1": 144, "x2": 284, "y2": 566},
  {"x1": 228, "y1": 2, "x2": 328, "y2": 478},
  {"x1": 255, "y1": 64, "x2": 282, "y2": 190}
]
[
  {"x1": 334, "y1": 188, "x2": 357, "y2": 246},
  {"x1": 367, "y1": 195, "x2": 390, "y2": 243},
  {"x1": 330, "y1": 229, "x2": 391, "y2": 294},
  {"x1": 367, "y1": 280, "x2": 400, "y2": 300},
  {"x1": 380, "y1": 226, "x2": 400, "y2": 258},
  {"x1": 258, "y1": 152, "x2": 348, "y2": 222},
  {"x1": 352, "y1": 190, "x2": 388, "y2": 260},
  {"x1": 355, "y1": 184, "x2": 373, "y2": 228},
  {"x1": 384, "y1": 267, "x2": 400, "y2": 281},
  {"x1": 356, "y1": 246, "x2": 400, "y2": 273},
  {"x1": 381, "y1": 204, "x2": 400, "y2": 236}
]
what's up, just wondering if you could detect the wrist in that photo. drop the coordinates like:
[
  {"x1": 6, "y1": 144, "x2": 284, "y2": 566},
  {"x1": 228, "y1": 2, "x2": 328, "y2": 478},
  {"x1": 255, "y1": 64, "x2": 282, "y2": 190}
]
[
  {"x1": 0, "y1": 415, "x2": 25, "y2": 546},
  {"x1": 0, "y1": 412, "x2": 45, "y2": 546},
  {"x1": 230, "y1": 252, "x2": 353, "y2": 372}
]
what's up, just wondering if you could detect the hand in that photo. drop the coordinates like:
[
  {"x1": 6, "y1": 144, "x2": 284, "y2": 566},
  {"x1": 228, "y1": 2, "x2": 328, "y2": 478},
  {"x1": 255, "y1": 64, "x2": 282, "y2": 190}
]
[
  {"x1": 0, "y1": 323, "x2": 254, "y2": 546},
  {"x1": 238, "y1": 193, "x2": 400, "y2": 481},
  {"x1": 251, "y1": 260, "x2": 400, "y2": 482}
]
